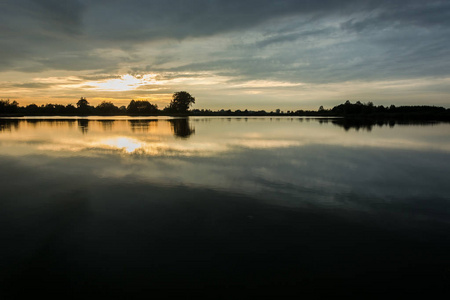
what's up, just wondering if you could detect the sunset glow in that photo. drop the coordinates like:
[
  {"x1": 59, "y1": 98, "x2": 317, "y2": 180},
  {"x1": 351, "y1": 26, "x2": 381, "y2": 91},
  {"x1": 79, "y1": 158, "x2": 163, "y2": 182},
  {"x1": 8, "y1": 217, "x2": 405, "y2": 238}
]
[{"x1": 85, "y1": 74, "x2": 161, "y2": 92}]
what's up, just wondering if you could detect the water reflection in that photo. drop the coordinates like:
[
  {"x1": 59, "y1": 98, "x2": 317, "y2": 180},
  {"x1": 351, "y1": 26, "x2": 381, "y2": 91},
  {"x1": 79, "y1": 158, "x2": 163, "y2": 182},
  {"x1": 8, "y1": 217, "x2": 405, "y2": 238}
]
[
  {"x1": 0, "y1": 117, "x2": 197, "y2": 138},
  {"x1": 1, "y1": 116, "x2": 450, "y2": 293},
  {"x1": 3, "y1": 117, "x2": 446, "y2": 135},
  {"x1": 99, "y1": 120, "x2": 114, "y2": 131},
  {"x1": 169, "y1": 118, "x2": 195, "y2": 138},
  {"x1": 77, "y1": 119, "x2": 89, "y2": 134},
  {"x1": 129, "y1": 119, "x2": 158, "y2": 133},
  {"x1": 101, "y1": 137, "x2": 143, "y2": 153},
  {"x1": 330, "y1": 118, "x2": 442, "y2": 131},
  {"x1": 0, "y1": 119, "x2": 19, "y2": 132}
]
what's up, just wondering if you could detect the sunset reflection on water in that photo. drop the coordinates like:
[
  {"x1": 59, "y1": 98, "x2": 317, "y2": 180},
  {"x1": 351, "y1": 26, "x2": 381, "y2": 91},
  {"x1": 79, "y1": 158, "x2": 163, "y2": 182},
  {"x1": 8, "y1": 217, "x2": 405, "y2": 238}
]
[
  {"x1": 1, "y1": 117, "x2": 450, "y2": 294},
  {"x1": 1, "y1": 117, "x2": 450, "y2": 158}
]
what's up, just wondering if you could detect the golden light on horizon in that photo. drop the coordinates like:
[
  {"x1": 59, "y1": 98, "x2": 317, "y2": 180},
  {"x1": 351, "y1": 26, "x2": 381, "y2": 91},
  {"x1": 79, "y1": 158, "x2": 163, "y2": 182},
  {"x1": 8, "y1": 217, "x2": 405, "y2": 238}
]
[{"x1": 85, "y1": 74, "x2": 162, "y2": 92}]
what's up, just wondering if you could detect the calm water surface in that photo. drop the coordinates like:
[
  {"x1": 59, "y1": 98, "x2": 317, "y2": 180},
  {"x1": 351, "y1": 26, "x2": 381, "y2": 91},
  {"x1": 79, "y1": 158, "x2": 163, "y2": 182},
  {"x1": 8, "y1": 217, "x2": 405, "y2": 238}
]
[{"x1": 1, "y1": 117, "x2": 450, "y2": 294}]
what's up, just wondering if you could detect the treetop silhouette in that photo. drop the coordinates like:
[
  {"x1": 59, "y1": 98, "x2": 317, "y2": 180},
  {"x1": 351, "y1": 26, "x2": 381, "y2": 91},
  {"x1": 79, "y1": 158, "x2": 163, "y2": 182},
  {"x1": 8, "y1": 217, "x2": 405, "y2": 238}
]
[{"x1": 166, "y1": 91, "x2": 195, "y2": 113}]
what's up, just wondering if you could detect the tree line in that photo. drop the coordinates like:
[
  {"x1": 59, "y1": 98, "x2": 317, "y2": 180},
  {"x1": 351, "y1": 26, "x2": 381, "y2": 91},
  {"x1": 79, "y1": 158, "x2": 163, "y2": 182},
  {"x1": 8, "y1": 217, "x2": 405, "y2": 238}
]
[
  {"x1": 1, "y1": 95, "x2": 449, "y2": 120},
  {"x1": 190, "y1": 100, "x2": 450, "y2": 120},
  {"x1": 0, "y1": 91, "x2": 195, "y2": 116},
  {"x1": 323, "y1": 100, "x2": 450, "y2": 121}
]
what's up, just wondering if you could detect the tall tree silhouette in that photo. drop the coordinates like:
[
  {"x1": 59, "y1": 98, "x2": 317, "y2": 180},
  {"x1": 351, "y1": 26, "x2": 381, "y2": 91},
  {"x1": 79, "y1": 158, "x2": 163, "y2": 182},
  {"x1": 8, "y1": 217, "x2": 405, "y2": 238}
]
[
  {"x1": 166, "y1": 91, "x2": 195, "y2": 113},
  {"x1": 76, "y1": 97, "x2": 91, "y2": 115}
]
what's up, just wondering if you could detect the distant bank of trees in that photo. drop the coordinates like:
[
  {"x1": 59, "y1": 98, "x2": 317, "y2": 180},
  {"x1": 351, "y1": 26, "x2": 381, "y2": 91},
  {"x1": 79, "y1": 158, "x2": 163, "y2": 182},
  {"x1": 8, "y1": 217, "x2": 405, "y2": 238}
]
[
  {"x1": 190, "y1": 101, "x2": 450, "y2": 120},
  {"x1": 1, "y1": 96, "x2": 449, "y2": 120},
  {"x1": 325, "y1": 100, "x2": 450, "y2": 121}
]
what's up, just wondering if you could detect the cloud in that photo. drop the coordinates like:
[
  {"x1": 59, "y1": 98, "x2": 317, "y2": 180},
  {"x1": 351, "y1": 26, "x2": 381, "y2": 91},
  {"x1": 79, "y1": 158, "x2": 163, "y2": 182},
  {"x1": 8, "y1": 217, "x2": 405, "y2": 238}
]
[
  {"x1": 11, "y1": 82, "x2": 57, "y2": 89},
  {"x1": 0, "y1": 0, "x2": 450, "y2": 107},
  {"x1": 82, "y1": 0, "x2": 343, "y2": 41},
  {"x1": 341, "y1": 2, "x2": 450, "y2": 32}
]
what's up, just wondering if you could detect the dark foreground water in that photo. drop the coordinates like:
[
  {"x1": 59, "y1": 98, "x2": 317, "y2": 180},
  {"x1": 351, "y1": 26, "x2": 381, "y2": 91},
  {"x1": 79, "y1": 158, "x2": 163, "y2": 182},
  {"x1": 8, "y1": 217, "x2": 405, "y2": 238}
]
[{"x1": 1, "y1": 117, "x2": 450, "y2": 296}]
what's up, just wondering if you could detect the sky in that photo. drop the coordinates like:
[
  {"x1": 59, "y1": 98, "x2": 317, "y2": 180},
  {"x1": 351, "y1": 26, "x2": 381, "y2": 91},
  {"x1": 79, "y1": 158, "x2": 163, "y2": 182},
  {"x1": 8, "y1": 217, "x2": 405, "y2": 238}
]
[{"x1": 1, "y1": 0, "x2": 449, "y2": 110}]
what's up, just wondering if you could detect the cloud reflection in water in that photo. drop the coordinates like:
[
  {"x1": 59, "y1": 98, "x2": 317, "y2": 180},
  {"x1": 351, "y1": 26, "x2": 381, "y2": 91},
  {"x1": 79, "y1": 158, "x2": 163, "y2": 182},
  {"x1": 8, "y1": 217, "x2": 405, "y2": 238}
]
[{"x1": 1, "y1": 117, "x2": 450, "y2": 293}]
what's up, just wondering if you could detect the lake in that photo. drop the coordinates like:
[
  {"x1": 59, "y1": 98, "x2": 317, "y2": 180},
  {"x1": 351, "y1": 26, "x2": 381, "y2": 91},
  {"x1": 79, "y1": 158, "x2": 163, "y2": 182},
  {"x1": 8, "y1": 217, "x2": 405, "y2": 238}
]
[{"x1": 1, "y1": 116, "x2": 450, "y2": 295}]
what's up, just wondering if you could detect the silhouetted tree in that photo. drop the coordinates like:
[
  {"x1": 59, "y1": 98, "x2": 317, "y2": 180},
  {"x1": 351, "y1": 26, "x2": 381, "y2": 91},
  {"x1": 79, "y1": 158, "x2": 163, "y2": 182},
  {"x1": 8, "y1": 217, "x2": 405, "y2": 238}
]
[
  {"x1": 166, "y1": 91, "x2": 195, "y2": 113},
  {"x1": 127, "y1": 100, "x2": 158, "y2": 115},
  {"x1": 76, "y1": 97, "x2": 89, "y2": 108},
  {"x1": 54, "y1": 104, "x2": 66, "y2": 115},
  {"x1": 119, "y1": 106, "x2": 127, "y2": 114},
  {"x1": 0, "y1": 99, "x2": 19, "y2": 114},
  {"x1": 25, "y1": 104, "x2": 39, "y2": 115},
  {"x1": 96, "y1": 101, "x2": 120, "y2": 115},
  {"x1": 127, "y1": 100, "x2": 138, "y2": 114},
  {"x1": 76, "y1": 97, "x2": 91, "y2": 115},
  {"x1": 43, "y1": 104, "x2": 55, "y2": 114},
  {"x1": 65, "y1": 104, "x2": 77, "y2": 115}
]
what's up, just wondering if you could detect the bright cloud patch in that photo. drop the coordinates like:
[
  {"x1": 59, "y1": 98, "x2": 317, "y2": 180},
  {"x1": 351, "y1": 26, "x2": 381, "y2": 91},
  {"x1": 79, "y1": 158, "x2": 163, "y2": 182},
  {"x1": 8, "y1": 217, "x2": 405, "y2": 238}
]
[{"x1": 85, "y1": 74, "x2": 161, "y2": 92}]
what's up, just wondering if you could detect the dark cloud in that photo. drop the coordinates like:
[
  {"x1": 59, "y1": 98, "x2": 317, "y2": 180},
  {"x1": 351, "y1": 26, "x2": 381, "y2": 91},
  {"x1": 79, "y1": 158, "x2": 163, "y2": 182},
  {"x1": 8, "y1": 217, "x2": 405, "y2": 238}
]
[
  {"x1": 79, "y1": 74, "x2": 122, "y2": 81},
  {"x1": 0, "y1": 0, "x2": 89, "y2": 72},
  {"x1": 255, "y1": 28, "x2": 334, "y2": 48},
  {"x1": 79, "y1": 0, "x2": 450, "y2": 41},
  {"x1": 30, "y1": 0, "x2": 86, "y2": 34},
  {"x1": 341, "y1": 1, "x2": 450, "y2": 33},
  {"x1": 0, "y1": 0, "x2": 85, "y2": 39},
  {"x1": 0, "y1": 0, "x2": 449, "y2": 89},
  {"x1": 82, "y1": 0, "x2": 348, "y2": 41},
  {"x1": 11, "y1": 82, "x2": 56, "y2": 89}
]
